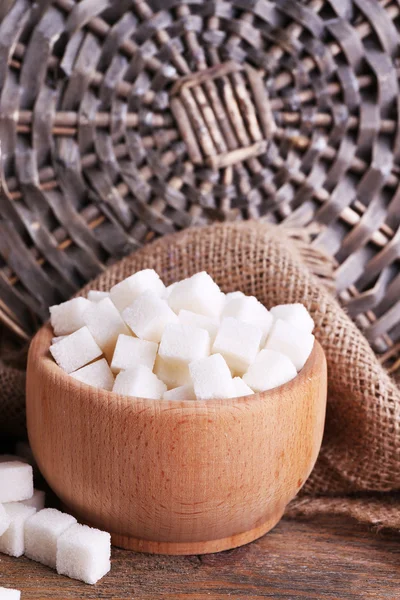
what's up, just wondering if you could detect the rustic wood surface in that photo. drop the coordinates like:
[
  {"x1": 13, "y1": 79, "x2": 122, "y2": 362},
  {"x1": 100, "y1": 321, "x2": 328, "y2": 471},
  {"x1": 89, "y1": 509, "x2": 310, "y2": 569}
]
[{"x1": 0, "y1": 515, "x2": 399, "y2": 599}]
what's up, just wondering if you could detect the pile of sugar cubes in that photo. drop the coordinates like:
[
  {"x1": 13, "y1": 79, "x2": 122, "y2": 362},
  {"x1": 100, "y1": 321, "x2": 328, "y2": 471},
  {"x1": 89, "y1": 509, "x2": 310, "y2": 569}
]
[
  {"x1": 49, "y1": 270, "x2": 315, "y2": 399},
  {"x1": 0, "y1": 452, "x2": 111, "y2": 592}
]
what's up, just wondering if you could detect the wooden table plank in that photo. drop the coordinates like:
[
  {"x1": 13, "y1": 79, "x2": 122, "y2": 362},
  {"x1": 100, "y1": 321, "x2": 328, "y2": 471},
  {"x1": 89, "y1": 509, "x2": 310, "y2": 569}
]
[{"x1": 0, "y1": 516, "x2": 399, "y2": 599}]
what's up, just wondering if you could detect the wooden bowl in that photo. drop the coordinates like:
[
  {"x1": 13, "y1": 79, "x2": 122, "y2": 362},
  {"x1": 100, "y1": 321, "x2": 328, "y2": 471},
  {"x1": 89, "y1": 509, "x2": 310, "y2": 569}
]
[{"x1": 26, "y1": 325, "x2": 327, "y2": 555}]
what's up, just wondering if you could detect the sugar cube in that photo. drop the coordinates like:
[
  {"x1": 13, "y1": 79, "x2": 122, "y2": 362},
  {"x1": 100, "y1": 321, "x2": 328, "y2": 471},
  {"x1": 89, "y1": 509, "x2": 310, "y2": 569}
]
[
  {"x1": 87, "y1": 290, "x2": 110, "y2": 303},
  {"x1": 222, "y1": 295, "x2": 273, "y2": 345},
  {"x1": 154, "y1": 356, "x2": 191, "y2": 389},
  {"x1": 189, "y1": 354, "x2": 235, "y2": 400},
  {"x1": 264, "y1": 319, "x2": 314, "y2": 371},
  {"x1": 270, "y1": 303, "x2": 314, "y2": 334},
  {"x1": 70, "y1": 359, "x2": 114, "y2": 391},
  {"x1": 0, "y1": 504, "x2": 10, "y2": 536},
  {"x1": 110, "y1": 269, "x2": 165, "y2": 313},
  {"x1": 20, "y1": 489, "x2": 46, "y2": 512},
  {"x1": 122, "y1": 291, "x2": 178, "y2": 343},
  {"x1": 49, "y1": 327, "x2": 102, "y2": 374},
  {"x1": 225, "y1": 291, "x2": 244, "y2": 303},
  {"x1": 178, "y1": 310, "x2": 219, "y2": 344},
  {"x1": 83, "y1": 298, "x2": 131, "y2": 361},
  {"x1": 163, "y1": 384, "x2": 195, "y2": 400},
  {"x1": 56, "y1": 523, "x2": 111, "y2": 585},
  {"x1": 168, "y1": 272, "x2": 224, "y2": 318},
  {"x1": 0, "y1": 588, "x2": 21, "y2": 599},
  {"x1": 113, "y1": 365, "x2": 167, "y2": 399},
  {"x1": 50, "y1": 298, "x2": 92, "y2": 336},
  {"x1": 212, "y1": 317, "x2": 262, "y2": 375},
  {"x1": 25, "y1": 508, "x2": 77, "y2": 568},
  {"x1": 111, "y1": 335, "x2": 158, "y2": 373},
  {"x1": 0, "y1": 461, "x2": 33, "y2": 503},
  {"x1": 243, "y1": 349, "x2": 297, "y2": 392},
  {"x1": 232, "y1": 377, "x2": 254, "y2": 397},
  {"x1": 159, "y1": 323, "x2": 210, "y2": 368},
  {"x1": 0, "y1": 503, "x2": 36, "y2": 557}
]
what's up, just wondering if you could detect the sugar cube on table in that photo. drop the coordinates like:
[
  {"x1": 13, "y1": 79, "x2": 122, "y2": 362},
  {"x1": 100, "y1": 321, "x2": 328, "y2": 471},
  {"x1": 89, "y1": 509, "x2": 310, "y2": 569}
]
[
  {"x1": 264, "y1": 319, "x2": 314, "y2": 371},
  {"x1": 20, "y1": 489, "x2": 45, "y2": 512},
  {"x1": 113, "y1": 365, "x2": 167, "y2": 399},
  {"x1": 87, "y1": 290, "x2": 110, "y2": 303},
  {"x1": 56, "y1": 523, "x2": 111, "y2": 585},
  {"x1": 163, "y1": 384, "x2": 195, "y2": 401},
  {"x1": 270, "y1": 303, "x2": 314, "y2": 334},
  {"x1": 178, "y1": 310, "x2": 219, "y2": 344},
  {"x1": 168, "y1": 272, "x2": 225, "y2": 318},
  {"x1": 122, "y1": 291, "x2": 178, "y2": 343},
  {"x1": 159, "y1": 323, "x2": 210, "y2": 368},
  {"x1": 212, "y1": 317, "x2": 262, "y2": 375},
  {"x1": 110, "y1": 269, "x2": 165, "y2": 313},
  {"x1": 110, "y1": 335, "x2": 158, "y2": 373},
  {"x1": 25, "y1": 508, "x2": 77, "y2": 568},
  {"x1": 232, "y1": 377, "x2": 254, "y2": 397},
  {"x1": 0, "y1": 461, "x2": 33, "y2": 503},
  {"x1": 0, "y1": 503, "x2": 36, "y2": 557},
  {"x1": 189, "y1": 354, "x2": 236, "y2": 400},
  {"x1": 50, "y1": 327, "x2": 102, "y2": 374},
  {"x1": 50, "y1": 298, "x2": 92, "y2": 336},
  {"x1": 0, "y1": 588, "x2": 21, "y2": 599},
  {"x1": 154, "y1": 356, "x2": 191, "y2": 389},
  {"x1": 0, "y1": 504, "x2": 10, "y2": 536},
  {"x1": 243, "y1": 349, "x2": 297, "y2": 392},
  {"x1": 70, "y1": 359, "x2": 114, "y2": 391},
  {"x1": 83, "y1": 298, "x2": 131, "y2": 361},
  {"x1": 222, "y1": 295, "x2": 273, "y2": 345}
]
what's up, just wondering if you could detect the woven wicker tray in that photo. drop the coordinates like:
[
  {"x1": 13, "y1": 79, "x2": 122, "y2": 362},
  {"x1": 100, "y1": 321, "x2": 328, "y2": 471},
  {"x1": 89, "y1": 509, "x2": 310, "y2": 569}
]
[{"x1": 0, "y1": 0, "x2": 399, "y2": 369}]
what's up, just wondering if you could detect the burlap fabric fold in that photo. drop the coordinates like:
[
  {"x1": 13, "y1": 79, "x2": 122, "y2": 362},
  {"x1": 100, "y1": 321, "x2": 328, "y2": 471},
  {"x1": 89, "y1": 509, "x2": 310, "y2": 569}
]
[{"x1": 1, "y1": 222, "x2": 399, "y2": 524}]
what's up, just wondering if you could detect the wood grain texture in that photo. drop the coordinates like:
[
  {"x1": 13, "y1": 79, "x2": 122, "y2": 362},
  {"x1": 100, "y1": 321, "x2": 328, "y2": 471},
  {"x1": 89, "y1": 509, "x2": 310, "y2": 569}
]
[
  {"x1": 0, "y1": 516, "x2": 399, "y2": 599},
  {"x1": 26, "y1": 325, "x2": 327, "y2": 554}
]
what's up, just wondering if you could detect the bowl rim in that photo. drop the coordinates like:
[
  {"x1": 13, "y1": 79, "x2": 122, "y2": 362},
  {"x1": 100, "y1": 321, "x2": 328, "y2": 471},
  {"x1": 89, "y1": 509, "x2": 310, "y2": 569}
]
[{"x1": 28, "y1": 323, "x2": 326, "y2": 410}]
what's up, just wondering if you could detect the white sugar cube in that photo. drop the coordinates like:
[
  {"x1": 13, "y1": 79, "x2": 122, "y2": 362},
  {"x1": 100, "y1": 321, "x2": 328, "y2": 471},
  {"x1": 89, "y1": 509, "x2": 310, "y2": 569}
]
[
  {"x1": 56, "y1": 523, "x2": 111, "y2": 585},
  {"x1": 111, "y1": 335, "x2": 158, "y2": 373},
  {"x1": 178, "y1": 310, "x2": 219, "y2": 344},
  {"x1": 0, "y1": 503, "x2": 36, "y2": 557},
  {"x1": 0, "y1": 461, "x2": 33, "y2": 503},
  {"x1": 83, "y1": 298, "x2": 131, "y2": 361},
  {"x1": 232, "y1": 377, "x2": 254, "y2": 397},
  {"x1": 243, "y1": 349, "x2": 297, "y2": 392},
  {"x1": 70, "y1": 358, "x2": 114, "y2": 391},
  {"x1": 225, "y1": 291, "x2": 244, "y2": 303},
  {"x1": 154, "y1": 356, "x2": 191, "y2": 389},
  {"x1": 50, "y1": 298, "x2": 92, "y2": 336},
  {"x1": 88, "y1": 290, "x2": 110, "y2": 303},
  {"x1": 113, "y1": 365, "x2": 167, "y2": 399},
  {"x1": 212, "y1": 317, "x2": 262, "y2": 375},
  {"x1": 0, "y1": 588, "x2": 21, "y2": 599},
  {"x1": 163, "y1": 384, "x2": 195, "y2": 400},
  {"x1": 49, "y1": 327, "x2": 102, "y2": 374},
  {"x1": 122, "y1": 291, "x2": 178, "y2": 343},
  {"x1": 159, "y1": 323, "x2": 210, "y2": 368},
  {"x1": 265, "y1": 319, "x2": 314, "y2": 371},
  {"x1": 0, "y1": 505, "x2": 10, "y2": 536},
  {"x1": 168, "y1": 272, "x2": 224, "y2": 318},
  {"x1": 270, "y1": 303, "x2": 314, "y2": 334},
  {"x1": 189, "y1": 354, "x2": 235, "y2": 400},
  {"x1": 25, "y1": 508, "x2": 77, "y2": 568},
  {"x1": 222, "y1": 295, "x2": 273, "y2": 345},
  {"x1": 20, "y1": 489, "x2": 46, "y2": 512},
  {"x1": 110, "y1": 269, "x2": 165, "y2": 312}
]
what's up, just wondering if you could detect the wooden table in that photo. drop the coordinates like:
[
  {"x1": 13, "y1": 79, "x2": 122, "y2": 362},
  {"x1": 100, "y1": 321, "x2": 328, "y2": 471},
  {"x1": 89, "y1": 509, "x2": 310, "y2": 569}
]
[{"x1": 1, "y1": 515, "x2": 399, "y2": 599}]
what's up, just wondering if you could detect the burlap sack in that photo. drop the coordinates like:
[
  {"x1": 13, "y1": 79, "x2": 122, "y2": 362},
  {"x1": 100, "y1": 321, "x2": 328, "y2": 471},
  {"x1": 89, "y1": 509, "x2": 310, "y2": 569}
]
[{"x1": 1, "y1": 222, "x2": 399, "y2": 522}]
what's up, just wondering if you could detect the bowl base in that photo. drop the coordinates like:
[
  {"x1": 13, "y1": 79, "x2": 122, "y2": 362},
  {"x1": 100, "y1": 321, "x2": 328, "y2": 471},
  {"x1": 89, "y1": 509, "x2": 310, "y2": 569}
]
[{"x1": 110, "y1": 510, "x2": 284, "y2": 555}]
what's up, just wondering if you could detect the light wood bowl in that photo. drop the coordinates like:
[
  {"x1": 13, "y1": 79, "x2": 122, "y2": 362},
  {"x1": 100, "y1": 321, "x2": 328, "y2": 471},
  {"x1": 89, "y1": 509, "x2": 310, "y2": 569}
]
[{"x1": 26, "y1": 325, "x2": 327, "y2": 555}]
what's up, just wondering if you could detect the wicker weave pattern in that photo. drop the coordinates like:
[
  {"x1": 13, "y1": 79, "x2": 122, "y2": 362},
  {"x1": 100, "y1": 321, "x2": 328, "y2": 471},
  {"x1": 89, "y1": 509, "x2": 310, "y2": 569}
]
[{"x1": 0, "y1": 0, "x2": 399, "y2": 367}]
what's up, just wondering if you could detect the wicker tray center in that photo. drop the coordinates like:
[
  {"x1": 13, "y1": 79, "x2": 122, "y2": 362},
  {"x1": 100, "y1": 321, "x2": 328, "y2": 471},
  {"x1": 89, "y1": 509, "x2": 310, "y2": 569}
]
[{"x1": 169, "y1": 61, "x2": 276, "y2": 170}]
